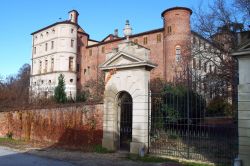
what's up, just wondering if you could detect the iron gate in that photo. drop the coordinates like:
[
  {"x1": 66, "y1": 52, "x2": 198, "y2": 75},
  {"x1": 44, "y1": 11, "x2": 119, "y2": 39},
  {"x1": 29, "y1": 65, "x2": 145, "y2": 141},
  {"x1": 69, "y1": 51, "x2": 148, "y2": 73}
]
[
  {"x1": 148, "y1": 69, "x2": 238, "y2": 165},
  {"x1": 119, "y1": 92, "x2": 133, "y2": 151}
]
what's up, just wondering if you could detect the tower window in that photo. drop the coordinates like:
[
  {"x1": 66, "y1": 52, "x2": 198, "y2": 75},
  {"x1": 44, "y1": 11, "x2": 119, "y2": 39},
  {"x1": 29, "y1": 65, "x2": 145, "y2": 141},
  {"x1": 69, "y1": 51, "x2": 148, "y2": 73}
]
[
  {"x1": 71, "y1": 28, "x2": 74, "y2": 33},
  {"x1": 198, "y1": 59, "x2": 202, "y2": 70},
  {"x1": 34, "y1": 47, "x2": 36, "y2": 54},
  {"x1": 157, "y1": 34, "x2": 162, "y2": 43},
  {"x1": 45, "y1": 43, "x2": 48, "y2": 51},
  {"x1": 101, "y1": 46, "x2": 105, "y2": 53},
  {"x1": 46, "y1": 32, "x2": 49, "y2": 36},
  {"x1": 143, "y1": 37, "x2": 148, "y2": 45},
  {"x1": 71, "y1": 40, "x2": 74, "y2": 47},
  {"x1": 193, "y1": 36, "x2": 196, "y2": 44},
  {"x1": 70, "y1": 79, "x2": 74, "y2": 83},
  {"x1": 193, "y1": 58, "x2": 196, "y2": 69},
  {"x1": 45, "y1": 59, "x2": 48, "y2": 73},
  {"x1": 51, "y1": 41, "x2": 54, "y2": 49},
  {"x1": 175, "y1": 46, "x2": 181, "y2": 62},
  {"x1": 52, "y1": 29, "x2": 55, "y2": 34},
  {"x1": 69, "y1": 57, "x2": 74, "y2": 71},
  {"x1": 204, "y1": 62, "x2": 207, "y2": 72},
  {"x1": 167, "y1": 26, "x2": 172, "y2": 34},
  {"x1": 77, "y1": 64, "x2": 80, "y2": 72},
  {"x1": 51, "y1": 58, "x2": 54, "y2": 72},
  {"x1": 87, "y1": 66, "x2": 90, "y2": 75}
]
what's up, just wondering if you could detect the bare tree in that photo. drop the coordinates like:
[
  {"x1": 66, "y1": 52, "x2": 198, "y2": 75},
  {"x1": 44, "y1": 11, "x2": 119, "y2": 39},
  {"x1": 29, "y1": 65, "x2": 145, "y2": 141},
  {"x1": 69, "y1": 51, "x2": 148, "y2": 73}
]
[
  {"x1": 191, "y1": 0, "x2": 249, "y2": 115},
  {"x1": 0, "y1": 64, "x2": 30, "y2": 110}
]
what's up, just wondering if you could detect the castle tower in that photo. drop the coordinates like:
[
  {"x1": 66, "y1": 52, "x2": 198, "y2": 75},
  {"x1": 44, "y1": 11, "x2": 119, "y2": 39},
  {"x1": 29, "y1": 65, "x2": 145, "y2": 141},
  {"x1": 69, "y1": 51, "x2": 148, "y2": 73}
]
[
  {"x1": 162, "y1": 7, "x2": 192, "y2": 82},
  {"x1": 68, "y1": 10, "x2": 79, "y2": 24}
]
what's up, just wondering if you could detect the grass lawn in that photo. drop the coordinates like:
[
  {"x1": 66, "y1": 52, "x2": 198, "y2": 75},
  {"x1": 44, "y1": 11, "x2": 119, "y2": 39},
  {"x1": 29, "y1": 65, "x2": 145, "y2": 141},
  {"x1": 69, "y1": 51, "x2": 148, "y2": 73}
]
[{"x1": 127, "y1": 154, "x2": 214, "y2": 166}]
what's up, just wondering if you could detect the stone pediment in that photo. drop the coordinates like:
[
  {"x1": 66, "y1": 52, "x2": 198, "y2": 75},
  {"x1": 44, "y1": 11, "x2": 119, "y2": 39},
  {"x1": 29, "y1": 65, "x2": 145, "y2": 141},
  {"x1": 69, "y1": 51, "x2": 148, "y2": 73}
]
[{"x1": 99, "y1": 51, "x2": 156, "y2": 71}]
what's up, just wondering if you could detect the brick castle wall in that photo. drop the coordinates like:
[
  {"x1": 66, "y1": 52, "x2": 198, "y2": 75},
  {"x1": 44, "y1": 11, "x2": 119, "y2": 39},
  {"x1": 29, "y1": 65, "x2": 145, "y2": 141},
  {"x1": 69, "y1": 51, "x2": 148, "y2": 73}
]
[{"x1": 77, "y1": 7, "x2": 192, "y2": 88}]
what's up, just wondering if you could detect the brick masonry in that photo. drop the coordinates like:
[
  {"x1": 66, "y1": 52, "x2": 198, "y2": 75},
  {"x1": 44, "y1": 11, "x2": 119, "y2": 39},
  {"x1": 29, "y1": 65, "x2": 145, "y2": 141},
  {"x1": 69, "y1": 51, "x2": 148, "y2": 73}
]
[
  {"x1": 78, "y1": 7, "x2": 192, "y2": 87},
  {"x1": 0, "y1": 104, "x2": 103, "y2": 146}
]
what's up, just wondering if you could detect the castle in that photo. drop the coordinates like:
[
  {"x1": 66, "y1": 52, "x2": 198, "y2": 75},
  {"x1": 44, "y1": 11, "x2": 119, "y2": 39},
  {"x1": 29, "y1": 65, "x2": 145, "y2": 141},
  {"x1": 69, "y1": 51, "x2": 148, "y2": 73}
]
[{"x1": 30, "y1": 7, "x2": 216, "y2": 99}]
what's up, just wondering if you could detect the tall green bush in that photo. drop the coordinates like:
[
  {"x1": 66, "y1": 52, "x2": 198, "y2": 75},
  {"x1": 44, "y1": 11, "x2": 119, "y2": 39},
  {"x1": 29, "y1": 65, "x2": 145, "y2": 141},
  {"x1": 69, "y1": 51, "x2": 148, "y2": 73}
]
[{"x1": 54, "y1": 74, "x2": 67, "y2": 103}]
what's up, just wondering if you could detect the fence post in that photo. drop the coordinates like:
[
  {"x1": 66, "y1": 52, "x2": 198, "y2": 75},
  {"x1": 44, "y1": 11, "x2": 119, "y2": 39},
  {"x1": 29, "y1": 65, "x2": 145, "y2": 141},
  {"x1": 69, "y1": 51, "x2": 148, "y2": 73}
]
[{"x1": 187, "y1": 64, "x2": 190, "y2": 159}]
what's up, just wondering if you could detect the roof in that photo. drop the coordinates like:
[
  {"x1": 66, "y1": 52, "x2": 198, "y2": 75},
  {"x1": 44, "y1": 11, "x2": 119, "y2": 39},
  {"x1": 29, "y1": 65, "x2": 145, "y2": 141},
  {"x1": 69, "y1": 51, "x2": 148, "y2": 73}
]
[
  {"x1": 87, "y1": 28, "x2": 164, "y2": 48},
  {"x1": 161, "y1": 7, "x2": 193, "y2": 17},
  {"x1": 231, "y1": 39, "x2": 250, "y2": 57},
  {"x1": 101, "y1": 34, "x2": 120, "y2": 42},
  {"x1": 68, "y1": 10, "x2": 79, "y2": 16},
  {"x1": 31, "y1": 20, "x2": 79, "y2": 35}
]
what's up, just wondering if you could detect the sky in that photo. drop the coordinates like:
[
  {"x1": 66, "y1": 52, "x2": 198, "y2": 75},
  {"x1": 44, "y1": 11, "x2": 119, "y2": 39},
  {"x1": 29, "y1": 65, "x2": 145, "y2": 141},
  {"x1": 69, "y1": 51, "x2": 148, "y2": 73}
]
[{"x1": 0, "y1": 0, "x2": 234, "y2": 77}]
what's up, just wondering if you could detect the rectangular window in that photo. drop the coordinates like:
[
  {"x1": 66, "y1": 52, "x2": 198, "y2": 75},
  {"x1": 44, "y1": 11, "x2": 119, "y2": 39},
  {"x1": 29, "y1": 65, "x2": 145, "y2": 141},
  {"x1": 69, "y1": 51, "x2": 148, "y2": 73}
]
[
  {"x1": 209, "y1": 64, "x2": 212, "y2": 73},
  {"x1": 84, "y1": 69, "x2": 87, "y2": 75},
  {"x1": 198, "y1": 59, "x2": 201, "y2": 70},
  {"x1": 157, "y1": 34, "x2": 162, "y2": 43},
  {"x1": 69, "y1": 57, "x2": 74, "y2": 71},
  {"x1": 45, "y1": 43, "x2": 48, "y2": 51},
  {"x1": 77, "y1": 64, "x2": 80, "y2": 72},
  {"x1": 167, "y1": 26, "x2": 172, "y2": 34},
  {"x1": 193, "y1": 58, "x2": 196, "y2": 69},
  {"x1": 51, "y1": 58, "x2": 54, "y2": 72},
  {"x1": 45, "y1": 60, "x2": 48, "y2": 73},
  {"x1": 39, "y1": 61, "x2": 42, "y2": 74},
  {"x1": 51, "y1": 41, "x2": 54, "y2": 49},
  {"x1": 87, "y1": 66, "x2": 90, "y2": 75},
  {"x1": 143, "y1": 37, "x2": 148, "y2": 45},
  {"x1": 193, "y1": 36, "x2": 196, "y2": 44},
  {"x1": 101, "y1": 46, "x2": 105, "y2": 53},
  {"x1": 71, "y1": 40, "x2": 74, "y2": 47},
  {"x1": 89, "y1": 49, "x2": 92, "y2": 56},
  {"x1": 204, "y1": 62, "x2": 207, "y2": 72},
  {"x1": 34, "y1": 47, "x2": 36, "y2": 54},
  {"x1": 134, "y1": 39, "x2": 138, "y2": 43}
]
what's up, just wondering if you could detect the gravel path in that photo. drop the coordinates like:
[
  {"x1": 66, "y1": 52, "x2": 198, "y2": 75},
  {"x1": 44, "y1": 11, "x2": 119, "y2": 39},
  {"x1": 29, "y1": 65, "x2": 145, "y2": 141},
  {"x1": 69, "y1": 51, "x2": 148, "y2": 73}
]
[
  {"x1": 0, "y1": 146, "x2": 164, "y2": 166},
  {"x1": 0, "y1": 146, "x2": 76, "y2": 166}
]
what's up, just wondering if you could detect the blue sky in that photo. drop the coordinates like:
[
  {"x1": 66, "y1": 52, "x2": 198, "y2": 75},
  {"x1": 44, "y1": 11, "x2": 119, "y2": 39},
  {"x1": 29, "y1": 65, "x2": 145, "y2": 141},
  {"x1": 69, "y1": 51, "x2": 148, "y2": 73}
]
[{"x1": 0, "y1": 0, "x2": 233, "y2": 77}]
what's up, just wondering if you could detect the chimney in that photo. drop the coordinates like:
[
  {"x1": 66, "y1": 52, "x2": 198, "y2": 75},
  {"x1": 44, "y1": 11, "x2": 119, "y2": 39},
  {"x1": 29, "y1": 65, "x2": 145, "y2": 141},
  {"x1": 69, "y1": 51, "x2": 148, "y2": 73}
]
[
  {"x1": 68, "y1": 10, "x2": 79, "y2": 24},
  {"x1": 114, "y1": 29, "x2": 118, "y2": 37}
]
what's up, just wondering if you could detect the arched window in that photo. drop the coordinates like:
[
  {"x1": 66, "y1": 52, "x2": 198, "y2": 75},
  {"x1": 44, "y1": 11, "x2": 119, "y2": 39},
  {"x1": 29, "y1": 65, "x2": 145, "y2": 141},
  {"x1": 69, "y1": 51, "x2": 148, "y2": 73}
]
[{"x1": 175, "y1": 46, "x2": 181, "y2": 62}]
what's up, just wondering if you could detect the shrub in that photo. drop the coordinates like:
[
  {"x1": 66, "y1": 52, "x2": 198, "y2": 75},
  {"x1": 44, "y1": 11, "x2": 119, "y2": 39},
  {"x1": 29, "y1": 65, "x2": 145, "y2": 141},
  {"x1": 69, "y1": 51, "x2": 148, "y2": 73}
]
[
  {"x1": 206, "y1": 96, "x2": 233, "y2": 117},
  {"x1": 54, "y1": 74, "x2": 67, "y2": 103},
  {"x1": 6, "y1": 132, "x2": 13, "y2": 139},
  {"x1": 76, "y1": 90, "x2": 89, "y2": 102},
  {"x1": 162, "y1": 84, "x2": 205, "y2": 124}
]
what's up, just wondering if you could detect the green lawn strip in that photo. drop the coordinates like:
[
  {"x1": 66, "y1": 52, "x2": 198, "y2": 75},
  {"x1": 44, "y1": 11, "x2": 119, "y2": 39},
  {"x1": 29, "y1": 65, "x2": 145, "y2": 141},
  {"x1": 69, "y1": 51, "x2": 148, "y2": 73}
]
[
  {"x1": 127, "y1": 154, "x2": 213, "y2": 166},
  {"x1": 93, "y1": 145, "x2": 114, "y2": 153},
  {"x1": 0, "y1": 137, "x2": 25, "y2": 146}
]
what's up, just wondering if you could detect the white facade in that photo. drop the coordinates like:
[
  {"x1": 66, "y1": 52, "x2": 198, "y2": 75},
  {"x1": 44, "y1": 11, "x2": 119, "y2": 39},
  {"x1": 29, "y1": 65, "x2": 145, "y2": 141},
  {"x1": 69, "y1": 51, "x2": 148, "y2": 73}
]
[{"x1": 30, "y1": 12, "x2": 78, "y2": 99}]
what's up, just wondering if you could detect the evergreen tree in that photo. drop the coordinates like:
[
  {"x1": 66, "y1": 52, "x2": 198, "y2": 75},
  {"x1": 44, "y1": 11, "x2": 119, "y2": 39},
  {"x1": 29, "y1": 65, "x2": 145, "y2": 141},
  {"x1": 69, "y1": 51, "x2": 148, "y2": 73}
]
[{"x1": 54, "y1": 74, "x2": 67, "y2": 103}]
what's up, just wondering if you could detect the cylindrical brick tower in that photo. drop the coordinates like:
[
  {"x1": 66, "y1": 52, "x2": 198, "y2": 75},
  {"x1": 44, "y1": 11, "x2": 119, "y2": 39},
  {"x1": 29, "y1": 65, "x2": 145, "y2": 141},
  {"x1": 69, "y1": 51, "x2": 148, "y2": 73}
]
[{"x1": 162, "y1": 7, "x2": 192, "y2": 82}]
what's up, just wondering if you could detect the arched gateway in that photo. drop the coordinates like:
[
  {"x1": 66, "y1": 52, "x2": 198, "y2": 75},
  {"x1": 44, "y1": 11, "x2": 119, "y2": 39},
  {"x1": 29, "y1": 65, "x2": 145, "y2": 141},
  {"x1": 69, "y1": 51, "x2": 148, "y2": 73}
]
[{"x1": 100, "y1": 41, "x2": 156, "y2": 153}]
